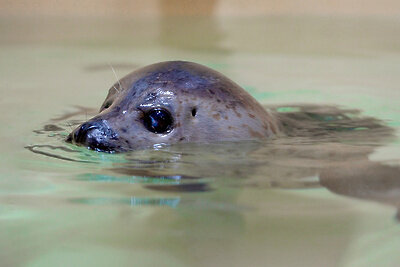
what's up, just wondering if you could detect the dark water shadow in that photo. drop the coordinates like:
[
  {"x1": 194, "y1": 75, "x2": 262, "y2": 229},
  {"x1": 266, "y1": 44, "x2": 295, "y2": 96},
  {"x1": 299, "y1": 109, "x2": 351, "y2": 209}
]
[
  {"x1": 321, "y1": 161, "x2": 400, "y2": 221},
  {"x1": 25, "y1": 145, "x2": 92, "y2": 163}
]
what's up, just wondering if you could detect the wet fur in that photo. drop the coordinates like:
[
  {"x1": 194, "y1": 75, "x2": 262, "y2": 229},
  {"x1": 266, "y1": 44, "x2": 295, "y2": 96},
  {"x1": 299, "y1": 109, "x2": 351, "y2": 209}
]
[{"x1": 69, "y1": 61, "x2": 279, "y2": 152}]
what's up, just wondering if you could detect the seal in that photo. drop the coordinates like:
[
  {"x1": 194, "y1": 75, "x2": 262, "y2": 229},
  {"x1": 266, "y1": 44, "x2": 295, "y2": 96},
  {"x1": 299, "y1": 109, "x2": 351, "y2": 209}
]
[{"x1": 67, "y1": 61, "x2": 279, "y2": 152}]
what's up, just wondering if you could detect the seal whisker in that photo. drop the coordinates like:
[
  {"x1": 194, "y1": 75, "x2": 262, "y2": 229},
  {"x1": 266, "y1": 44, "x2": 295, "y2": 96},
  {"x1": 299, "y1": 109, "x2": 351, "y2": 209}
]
[
  {"x1": 108, "y1": 63, "x2": 122, "y2": 93},
  {"x1": 112, "y1": 85, "x2": 119, "y2": 94}
]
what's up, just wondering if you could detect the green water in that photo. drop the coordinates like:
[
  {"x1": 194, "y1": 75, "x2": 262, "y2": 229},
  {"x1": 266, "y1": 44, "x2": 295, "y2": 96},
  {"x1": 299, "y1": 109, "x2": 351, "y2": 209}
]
[{"x1": 1, "y1": 16, "x2": 400, "y2": 266}]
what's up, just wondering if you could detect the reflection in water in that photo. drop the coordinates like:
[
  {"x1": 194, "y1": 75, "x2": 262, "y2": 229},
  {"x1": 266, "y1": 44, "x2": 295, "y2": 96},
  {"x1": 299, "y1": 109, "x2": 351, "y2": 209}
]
[
  {"x1": 33, "y1": 124, "x2": 64, "y2": 134},
  {"x1": 145, "y1": 182, "x2": 211, "y2": 192},
  {"x1": 25, "y1": 145, "x2": 91, "y2": 163},
  {"x1": 76, "y1": 173, "x2": 181, "y2": 183},
  {"x1": 28, "y1": 104, "x2": 399, "y2": 215},
  {"x1": 70, "y1": 196, "x2": 181, "y2": 208},
  {"x1": 321, "y1": 161, "x2": 400, "y2": 220},
  {"x1": 22, "y1": 103, "x2": 400, "y2": 265}
]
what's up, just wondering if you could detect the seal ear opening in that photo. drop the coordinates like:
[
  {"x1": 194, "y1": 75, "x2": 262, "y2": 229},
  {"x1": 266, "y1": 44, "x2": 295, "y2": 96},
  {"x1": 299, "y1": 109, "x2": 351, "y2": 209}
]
[{"x1": 191, "y1": 108, "x2": 197, "y2": 117}]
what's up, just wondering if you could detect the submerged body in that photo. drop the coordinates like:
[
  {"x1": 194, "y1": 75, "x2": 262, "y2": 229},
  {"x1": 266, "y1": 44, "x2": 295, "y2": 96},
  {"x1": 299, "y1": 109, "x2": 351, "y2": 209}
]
[{"x1": 68, "y1": 61, "x2": 279, "y2": 152}]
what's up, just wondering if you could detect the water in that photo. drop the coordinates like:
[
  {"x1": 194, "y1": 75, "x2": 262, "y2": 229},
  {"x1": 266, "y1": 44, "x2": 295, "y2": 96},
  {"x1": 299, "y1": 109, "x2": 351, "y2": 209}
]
[{"x1": 1, "y1": 16, "x2": 400, "y2": 266}]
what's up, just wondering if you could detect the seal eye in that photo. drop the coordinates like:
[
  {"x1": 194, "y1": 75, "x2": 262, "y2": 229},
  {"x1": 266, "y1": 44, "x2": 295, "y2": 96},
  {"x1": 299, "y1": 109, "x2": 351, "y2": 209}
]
[
  {"x1": 191, "y1": 108, "x2": 197, "y2": 117},
  {"x1": 143, "y1": 108, "x2": 173, "y2": 134}
]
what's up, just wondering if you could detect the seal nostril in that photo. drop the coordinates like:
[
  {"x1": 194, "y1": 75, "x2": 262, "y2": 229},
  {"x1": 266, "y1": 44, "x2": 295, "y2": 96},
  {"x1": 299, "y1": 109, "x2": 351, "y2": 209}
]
[{"x1": 74, "y1": 122, "x2": 98, "y2": 144}]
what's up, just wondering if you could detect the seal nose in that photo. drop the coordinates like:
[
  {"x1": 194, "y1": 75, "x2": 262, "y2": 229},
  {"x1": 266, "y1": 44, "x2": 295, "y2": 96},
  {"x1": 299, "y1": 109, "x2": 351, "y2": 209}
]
[
  {"x1": 67, "y1": 119, "x2": 118, "y2": 152},
  {"x1": 73, "y1": 122, "x2": 98, "y2": 144}
]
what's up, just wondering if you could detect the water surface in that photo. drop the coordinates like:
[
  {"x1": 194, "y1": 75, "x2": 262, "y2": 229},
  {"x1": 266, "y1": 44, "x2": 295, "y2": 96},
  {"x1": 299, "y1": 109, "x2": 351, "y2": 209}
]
[{"x1": 1, "y1": 16, "x2": 400, "y2": 266}]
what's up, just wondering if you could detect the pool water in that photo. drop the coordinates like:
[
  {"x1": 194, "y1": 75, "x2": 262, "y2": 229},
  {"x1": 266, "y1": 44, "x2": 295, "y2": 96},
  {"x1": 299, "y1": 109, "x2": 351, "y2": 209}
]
[{"x1": 1, "y1": 16, "x2": 400, "y2": 266}]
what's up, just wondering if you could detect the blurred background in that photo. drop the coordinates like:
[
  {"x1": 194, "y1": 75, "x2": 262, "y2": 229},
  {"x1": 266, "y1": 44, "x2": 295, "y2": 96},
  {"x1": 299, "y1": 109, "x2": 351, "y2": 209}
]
[{"x1": 1, "y1": 0, "x2": 400, "y2": 16}]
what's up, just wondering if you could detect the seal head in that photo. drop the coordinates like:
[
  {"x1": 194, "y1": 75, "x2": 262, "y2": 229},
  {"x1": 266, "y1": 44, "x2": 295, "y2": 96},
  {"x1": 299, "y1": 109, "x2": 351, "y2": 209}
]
[{"x1": 68, "y1": 61, "x2": 278, "y2": 152}]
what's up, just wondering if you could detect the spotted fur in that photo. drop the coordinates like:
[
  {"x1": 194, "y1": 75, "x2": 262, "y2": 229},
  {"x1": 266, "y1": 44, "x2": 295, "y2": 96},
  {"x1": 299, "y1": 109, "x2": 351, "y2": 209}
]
[{"x1": 68, "y1": 61, "x2": 279, "y2": 152}]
